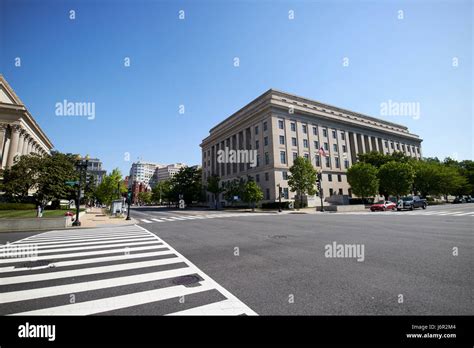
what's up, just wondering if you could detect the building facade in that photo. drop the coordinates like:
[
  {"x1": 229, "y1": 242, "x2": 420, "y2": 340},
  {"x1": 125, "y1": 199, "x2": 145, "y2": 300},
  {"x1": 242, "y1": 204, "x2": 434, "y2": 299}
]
[
  {"x1": 86, "y1": 158, "x2": 107, "y2": 185},
  {"x1": 128, "y1": 161, "x2": 163, "y2": 189},
  {"x1": 201, "y1": 89, "x2": 422, "y2": 205},
  {"x1": 149, "y1": 163, "x2": 186, "y2": 187},
  {"x1": 0, "y1": 75, "x2": 53, "y2": 170}
]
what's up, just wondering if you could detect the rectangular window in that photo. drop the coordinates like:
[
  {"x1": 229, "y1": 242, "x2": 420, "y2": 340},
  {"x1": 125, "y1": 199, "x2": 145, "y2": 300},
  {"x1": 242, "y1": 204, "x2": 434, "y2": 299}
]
[
  {"x1": 333, "y1": 144, "x2": 338, "y2": 152},
  {"x1": 304, "y1": 153, "x2": 309, "y2": 160},
  {"x1": 255, "y1": 126, "x2": 259, "y2": 135},
  {"x1": 332, "y1": 130, "x2": 337, "y2": 139},
  {"x1": 280, "y1": 151, "x2": 286, "y2": 164},
  {"x1": 263, "y1": 121, "x2": 268, "y2": 131},
  {"x1": 264, "y1": 137, "x2": 268, "y2": 146},
  {"x1": 391, "y1": 142, "x2": 394, "y2": 149},
  {"x1": 255, "y1": 140, "x2": 259, "y2": 149},
  {"x1": 335, "y1": 157, "x2": 340, "y2": 168},
  {"x1": 323, "y1": 129, "x2": 327, "y2": 137},
  {"x1": 256, "y1": 174, "x2": 260, "y2": 182},
  {"x1": 397, "y1": 143, "x2": 400, "y2": 150},
  {"x1": 324, "y1": 142, "x2": 329, "y2": 151},
  {"x1": 341, "y1": 132, "x2": 345, "y2": 140},
  {"x1": 293, "y1": 152, "x2": 297, "y2": 160},
  {"x1": 328, "y1": 174, "x2": 333, "y2": 182},
  {"x1": 416, "y1": 147, "x2": 420, "y2": 154},
  {"x1": 344, "y1": 159, "x2": 349, "y2": 169},
  {"x1": 342, "y1": 145, "x2": 347, "y2": 153},
  {"x1": 265, "y1": 152, "x2": 270, "y2": 165},
  {"x1": 384, "y1": 141, "x2": 388, "y2": 148},
  {"x1": 265, "y1": 172, "x2": 269, "y2": 181},
  {"x1": 315, "y1": 155, "x2": 321, "y2": 166},
  {"x1": 291, "y1": 122, "x2": 296, "y2": 131},
  {"x1": 337, "y1": 174, "x2": 342, "y2": 182},
  {"x1": 292, "y1": 137, "x2": 297, "y2": 146},
  {"x1": 325, "y1": 156, "x2": 331, "y2": 167},
  {"x1": 313, "y1": 126, "x2": 318, "y2": 135},
  {"x1": 282, "y1": 171, "x2": 288, "y2": 180},
  {"x1": 302, "y1": 125, "x2": 307, "y2": 134},
  {"x1": 256, "y1": 155, "x2": 260, "y2": 167},
  {"x1": 303, "y1": 139, "x2": 308, "y2": 148},
  {"x1": 329, "y1": 188, "x2": 334, "y2": 196},
  {"x1": 266, "y1": 188, "x2": 270, "y2": 200},
  {"x1": 279, "y1": 135, "x2": 285, "y2": 145},
  {"x1": 283, "y1": 188, "x2": 289, "y2": 199},
  {"x1": 278, "y1": 120, "x2": 284, "y2": 129},
  {"x1": 314, "y1": 140, "x2": 319, "y2": 149},
  {"x1": 338, "y1": 188, "x2": 343, "y2": 195}
]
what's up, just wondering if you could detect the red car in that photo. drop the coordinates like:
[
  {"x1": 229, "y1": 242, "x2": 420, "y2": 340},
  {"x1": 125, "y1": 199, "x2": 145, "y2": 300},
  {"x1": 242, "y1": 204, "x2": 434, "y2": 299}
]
[{"x1": 370, "y1": 200, "x2": 396, "y2": 212}]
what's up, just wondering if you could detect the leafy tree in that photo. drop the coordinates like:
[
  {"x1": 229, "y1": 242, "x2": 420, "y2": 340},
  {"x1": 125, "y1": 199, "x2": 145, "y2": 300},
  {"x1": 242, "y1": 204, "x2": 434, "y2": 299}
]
[
  {"x1": 346, "y1": 162, "x2": 379, "y2": 201},
  {"x1": 223, "y1": 177, "x2": 246, "y2": 206},
  {"x1": 137, "y1": 191, "x2": 152, "y2": 205},
  {"x1": 151, "y1": 180, "x2": 172, "y2": 204},
  {"x1": 205, "y1": 174, "x2": 224, "y2": 209},
  {"x1": 378, "y1": 161, "x2": 414, "y2": 199},
  {"x1": 438, "y1": 165, "x2": 469, "y2": 198},
  {"x1": 1, "y1": 152, "x2": 77, "y2": 207},
  {"x1": 412, "y1": 161, "x2": 442, "y2": 197},
  {"x1": 169, "y1": 166, "x2": 202, "y2": 205},
  {"x1": 287, "y1": 156, "x2": 317, "y2": 209},
  {"x1": 357, "y1": 151, "x2": 411, "y2": 168},
  {"x1": 241, "y1": 180, "x2": 263, "y2": 211},
  {"x1": 94, "y1": 168, "x2": 124, "y2": 206}
]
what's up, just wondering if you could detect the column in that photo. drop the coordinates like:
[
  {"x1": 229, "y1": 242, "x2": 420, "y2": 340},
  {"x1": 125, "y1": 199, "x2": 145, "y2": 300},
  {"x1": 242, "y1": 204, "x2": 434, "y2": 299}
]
[
  {"x1": 27, "y1": 140, "x2": 34, "y2": 154},
  {"x1": 17, "y1": 130, "x2": 26, "y2": 156},
  {"x1": 0, "y1": 123, "x2": 7, "y2": 167},
  {"x1": 6, "y1": 125, "x2": 21, "y2": 168},
  {"x1": 22, "y1": 134, "x2": 30, "y2": 155},
  {"x1": 358, "y1": 133, "x2": 366, "y2": 154}
]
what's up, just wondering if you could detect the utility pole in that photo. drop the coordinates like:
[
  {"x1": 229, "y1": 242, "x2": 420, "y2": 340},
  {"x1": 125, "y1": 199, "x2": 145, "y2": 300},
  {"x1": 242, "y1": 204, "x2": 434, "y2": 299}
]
[{"x1": 277, "y1": 184, "x2": 282, "y2": 212}]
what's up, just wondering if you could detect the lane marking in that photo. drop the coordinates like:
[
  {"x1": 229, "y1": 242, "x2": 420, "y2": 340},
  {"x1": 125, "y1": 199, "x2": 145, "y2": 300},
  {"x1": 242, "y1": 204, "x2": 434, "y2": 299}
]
[{"x1": 167, "y1": 299, "x2": 248, "y2": 316}]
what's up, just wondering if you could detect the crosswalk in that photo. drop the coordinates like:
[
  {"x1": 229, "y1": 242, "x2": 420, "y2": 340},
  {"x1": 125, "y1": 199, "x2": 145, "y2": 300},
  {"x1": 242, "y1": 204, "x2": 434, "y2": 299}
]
[
  {"x1": 336, "y1": 210, "x2": 474, "y2": 217},
  {"x1": 0, "y1": 225, "x2": 256, "y2": 316},
  {"x1": 137, "y1": 212, "x2": 273, "y2": 224}
]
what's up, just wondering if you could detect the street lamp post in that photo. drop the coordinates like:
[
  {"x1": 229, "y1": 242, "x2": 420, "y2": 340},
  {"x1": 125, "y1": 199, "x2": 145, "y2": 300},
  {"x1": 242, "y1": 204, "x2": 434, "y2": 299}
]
[
  {"x1": 277, "y1": 184, "x2": 282, "y2": 213},
  {"x1": 317, "y1": 171, "x2": 324, "y2": 212},
  {"x1": 126, "y1": 189, "x2": 132, "y2": 220},
  {"x1": 72, "y1": 155, "x2": 89, "y2": 227}
]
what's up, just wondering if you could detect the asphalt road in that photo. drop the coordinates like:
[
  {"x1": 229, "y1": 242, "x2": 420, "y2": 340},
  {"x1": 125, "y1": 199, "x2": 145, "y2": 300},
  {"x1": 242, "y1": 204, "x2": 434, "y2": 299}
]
[
  {"x1": 0, "y1": 203, "x2": 472, "y2": 315},
  {"x1": 132, "y1": 203, "x2": 473, "y2": 315}
]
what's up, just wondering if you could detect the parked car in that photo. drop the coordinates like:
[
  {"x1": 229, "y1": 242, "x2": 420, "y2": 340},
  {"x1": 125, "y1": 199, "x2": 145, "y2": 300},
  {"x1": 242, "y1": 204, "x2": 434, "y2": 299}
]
[
  {"x1": 370, "y1": 200, "x2": 396, "y2": 212},
  {"x1": 452, "y1": 196, "x2": 465, "y2": 204},
  {"x1": 397, "y1": 196, "x2": 427, "y2": 211}
]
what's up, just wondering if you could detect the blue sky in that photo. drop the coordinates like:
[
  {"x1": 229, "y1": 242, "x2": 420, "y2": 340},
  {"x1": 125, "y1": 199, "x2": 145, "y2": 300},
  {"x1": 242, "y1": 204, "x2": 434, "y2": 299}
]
[{"x1": 0, "y1": 0, "x2": 472, "y2": 176}]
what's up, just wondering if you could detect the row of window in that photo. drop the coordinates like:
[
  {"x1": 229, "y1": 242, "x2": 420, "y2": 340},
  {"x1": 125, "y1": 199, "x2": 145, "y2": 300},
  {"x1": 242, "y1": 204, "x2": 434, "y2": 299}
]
[{"x1": 277, "y1": 120, "x2": 345, "y2": 140}]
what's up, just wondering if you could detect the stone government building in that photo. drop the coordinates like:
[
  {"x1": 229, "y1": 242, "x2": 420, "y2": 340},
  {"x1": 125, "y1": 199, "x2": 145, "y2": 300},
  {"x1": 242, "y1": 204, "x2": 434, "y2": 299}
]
[
  {"x1": 0, "y1": 75, "x2": 53, "y2": 170},
  {"x1": 201, "y1": 89, "x2": 422, "y2": 206}
]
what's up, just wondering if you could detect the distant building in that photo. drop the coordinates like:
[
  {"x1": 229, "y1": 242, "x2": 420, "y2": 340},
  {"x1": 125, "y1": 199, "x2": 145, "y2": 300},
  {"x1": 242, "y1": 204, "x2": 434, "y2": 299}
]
[
  {"x1": 128, "y1": 161, "x2": 164, "y2": 188},
  {"x1": 131, "y1": 181, "x2": 150, "y2": 205},
  {"x1": 0, "y1": 75, "x2": 53, "y2": 170},
  {"x1": 86, "y1": 158, "x2": 107, "y2": 185},
  {"x1": 149, "y1": 163, "x2": 186, "y2": 187}
]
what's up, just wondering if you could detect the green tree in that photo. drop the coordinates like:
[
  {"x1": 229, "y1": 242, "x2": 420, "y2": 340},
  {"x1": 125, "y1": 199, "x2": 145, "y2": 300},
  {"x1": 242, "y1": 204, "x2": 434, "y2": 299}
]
[
  {"x1": 223, "y1": 177, "x2": 245, "y2": 206},
  {"x1": 206, "y1": 174, "x2": 224, "y2": 209},
  {"x1": 412, "y1": 161, "x2": 444, "y2": 197},
  {"x1": 346, "y1": 162, "x2": 379, "y2": 201},
  {"x1": 151, "y1": 180, "x2": 172, "y2": 204},
  {"x1": 94, "y1": 168, "x2": 124, "y2": 206},
  {"x1": 287, "y1": 156, "x2": 317, "y2": 209},
  {"x1": 241, "y1": 180, "x2": 263, "y2": 211},
  {"x1": 169, "y1": 166, "x2": 202, "y2": 205},
  {"x1": 137, "y1": 191, "x2": 152, "y2": 205},
  {"x1": 378, "y1": 161, "x2": 415, "y2": 199},
  {"x1": 1, "y1": 152, "x2": 77, "y2": 207}
]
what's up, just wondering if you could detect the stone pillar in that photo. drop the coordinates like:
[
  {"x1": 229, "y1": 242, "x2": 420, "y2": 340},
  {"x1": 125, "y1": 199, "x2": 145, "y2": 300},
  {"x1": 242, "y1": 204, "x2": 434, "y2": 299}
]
[
  {"x1": 22, "y1": 134, "x2": 30, "y2": 155},
  {"x1": 6, "y1": 125, "x2": 21, "y2": 168},
  {"x1": 0, "y1": 123, "x2": 8, "y2": 167},
  {"x1": 17, "y1": 129, "x2": 26, "y2": 156}
]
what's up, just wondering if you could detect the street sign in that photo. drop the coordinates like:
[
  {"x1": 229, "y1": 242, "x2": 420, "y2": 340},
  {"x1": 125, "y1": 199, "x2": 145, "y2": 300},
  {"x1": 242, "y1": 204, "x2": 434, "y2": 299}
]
[{"x1": 65, "y1": 181, "x2": 79, "y2": 186}]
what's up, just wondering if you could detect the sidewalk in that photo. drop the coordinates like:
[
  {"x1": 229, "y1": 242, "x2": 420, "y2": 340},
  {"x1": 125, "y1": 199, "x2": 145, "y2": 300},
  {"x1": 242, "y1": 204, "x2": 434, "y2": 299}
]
[{"x1": 77, "y1": 207, "x2": 138, "y2": 228}]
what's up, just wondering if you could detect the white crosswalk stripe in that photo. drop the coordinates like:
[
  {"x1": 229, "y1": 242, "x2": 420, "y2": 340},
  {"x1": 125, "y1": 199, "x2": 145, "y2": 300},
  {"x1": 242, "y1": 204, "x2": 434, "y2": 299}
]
[
  {"x1": 139, "y1": 212, "x2": 273, "y2": 224},
  {"x1": 337, "y1": 210, "x2": 474, "y2": 217},
  {"x1": 0, "y1": 225, "x2": 256, "y2": 316}
]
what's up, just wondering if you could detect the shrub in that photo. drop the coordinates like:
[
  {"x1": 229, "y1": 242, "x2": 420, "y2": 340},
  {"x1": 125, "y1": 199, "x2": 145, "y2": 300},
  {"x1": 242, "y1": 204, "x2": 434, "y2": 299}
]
[{"x1": 0, "y1": 203, "x2": 36, "y2": 210}]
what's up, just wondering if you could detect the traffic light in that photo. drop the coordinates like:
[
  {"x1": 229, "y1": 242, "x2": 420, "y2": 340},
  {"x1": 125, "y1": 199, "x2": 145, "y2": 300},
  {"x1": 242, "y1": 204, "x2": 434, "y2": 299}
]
[{"x1": 127, "y1": 189, "x2": 132, "y2": 202}]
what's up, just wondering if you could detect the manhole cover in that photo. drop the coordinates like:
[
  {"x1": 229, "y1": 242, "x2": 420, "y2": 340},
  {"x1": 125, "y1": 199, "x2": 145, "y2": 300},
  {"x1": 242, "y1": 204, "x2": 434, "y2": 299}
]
[
  {"x1": 15, "y1": 260, "x2": 51, "y2": 269},
  {"x1": 269, "y1": 235, "x2": 287, "y2": 239},
  {"x1": 172, "y1": 275, "x2": 201, "y2": 287}
]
